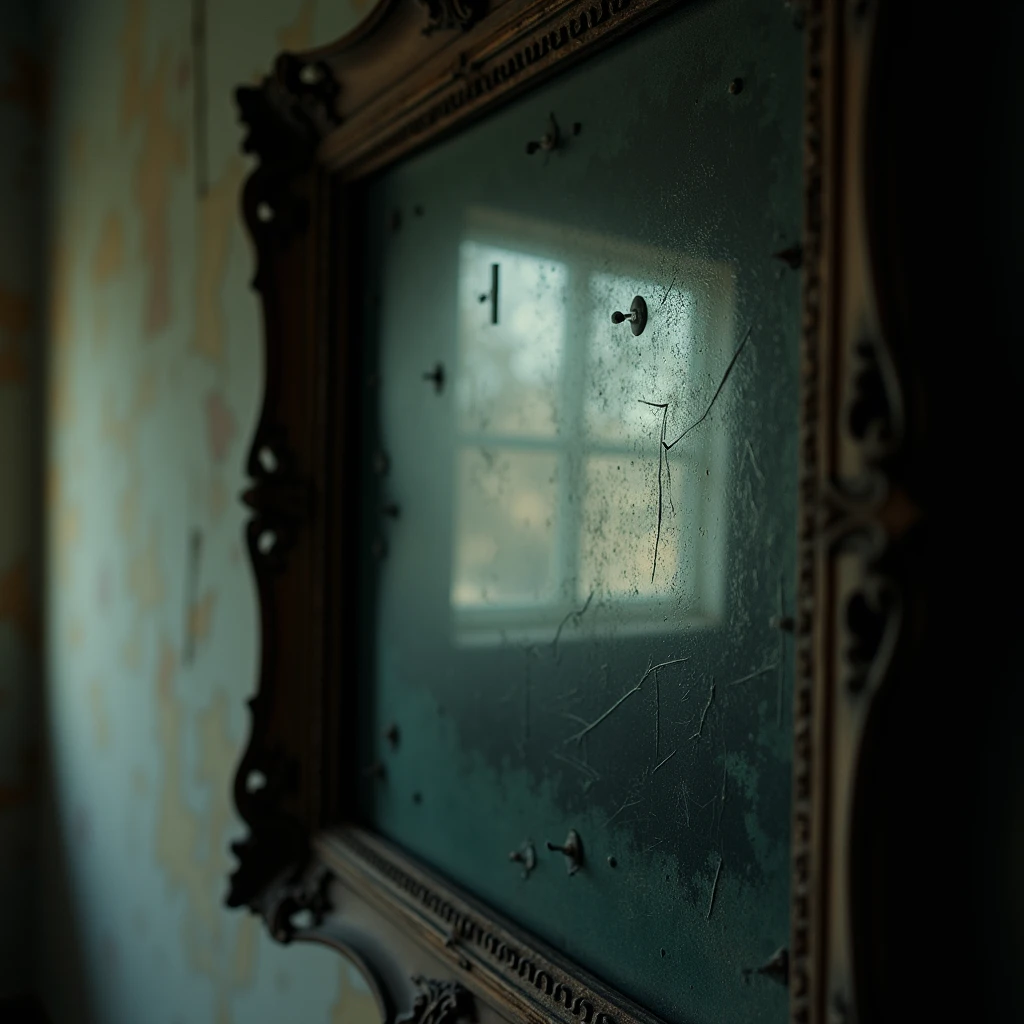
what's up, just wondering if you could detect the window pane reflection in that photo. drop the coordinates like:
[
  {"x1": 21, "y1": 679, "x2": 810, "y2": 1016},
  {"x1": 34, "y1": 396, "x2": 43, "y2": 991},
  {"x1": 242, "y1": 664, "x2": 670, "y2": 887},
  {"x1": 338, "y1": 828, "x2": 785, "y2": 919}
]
[
  {"x1": 451, "y1": 448, "x2": 560, "y2": 607},
  {"x1": 583, "y1": 271, "x2": 694, "y2": 445},
  {"x1": 450, "y1": 218, "x2": 729, "y2": 642},
  {"x1": 578, "y1": 454, "x2": 684, "y2": 601},
  {"x1": 455, "y1": 242, "x2": 567, "y2": 438}
]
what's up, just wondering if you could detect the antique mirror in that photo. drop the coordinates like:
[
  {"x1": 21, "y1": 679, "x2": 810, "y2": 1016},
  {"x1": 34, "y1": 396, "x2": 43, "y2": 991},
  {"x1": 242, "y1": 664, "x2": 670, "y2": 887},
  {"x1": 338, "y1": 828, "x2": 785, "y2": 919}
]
[{"x1": 227, "y1": 2, "x2": 913, "y2": 1022}]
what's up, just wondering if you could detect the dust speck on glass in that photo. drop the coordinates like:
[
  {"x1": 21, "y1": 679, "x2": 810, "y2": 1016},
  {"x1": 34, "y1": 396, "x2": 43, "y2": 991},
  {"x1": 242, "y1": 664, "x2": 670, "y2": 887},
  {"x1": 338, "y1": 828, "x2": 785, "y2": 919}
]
[{"x1": 355, "y1": 1, "x2": 802, "y2": 1021}]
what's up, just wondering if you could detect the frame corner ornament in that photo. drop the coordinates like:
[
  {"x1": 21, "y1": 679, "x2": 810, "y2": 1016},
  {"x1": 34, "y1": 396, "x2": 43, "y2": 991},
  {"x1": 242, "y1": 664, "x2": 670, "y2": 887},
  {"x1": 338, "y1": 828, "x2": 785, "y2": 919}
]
[
  {"x1": 225, "y1": 743, "x2": 306, "y2": 912},
  {"x1": 266, "y1": 861, "x2": 335, "y2": 944},
  {"x1": 234, "y1": 53, "x2": 341, "y2": 249},
  {"x1": 236, "y1": 53, "x2": 341, "y2": 165},
  {"x1": 398, "y1": 977, "x2": 474, "y2": 1024}
]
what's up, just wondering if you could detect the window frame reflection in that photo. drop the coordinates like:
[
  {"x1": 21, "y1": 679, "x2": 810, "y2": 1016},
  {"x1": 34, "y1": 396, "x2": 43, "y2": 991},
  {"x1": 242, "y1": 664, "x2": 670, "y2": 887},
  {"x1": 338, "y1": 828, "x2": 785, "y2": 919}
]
[{"x1": 451, "y1": 208, "x2": 732, "y2": 647}]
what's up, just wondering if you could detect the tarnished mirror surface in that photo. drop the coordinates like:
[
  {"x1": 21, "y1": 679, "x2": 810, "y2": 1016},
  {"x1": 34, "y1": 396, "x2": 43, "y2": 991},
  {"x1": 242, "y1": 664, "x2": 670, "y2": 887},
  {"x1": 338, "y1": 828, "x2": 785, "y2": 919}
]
[{"x1": 355, "y1": 0, "x2": 802, "y2": 1019}]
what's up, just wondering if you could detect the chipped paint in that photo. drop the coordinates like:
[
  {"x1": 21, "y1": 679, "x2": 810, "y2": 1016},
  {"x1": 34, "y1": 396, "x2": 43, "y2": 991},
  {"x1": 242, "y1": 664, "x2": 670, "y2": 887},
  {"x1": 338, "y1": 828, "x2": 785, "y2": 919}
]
[
  {"x1": 127, "y1": 528, "x2": 167, "y2": 609},
  {"x1": 154, "y1": 639, "x2": 276, "y2": 1012},
  {"x1": 102, "y1": 368, "x2": 159, "y2": 451},
  {"x1": 92, "y1": 212, "x2": 126, "y2": 285},
  {"x1": 187, "y1": 589, "x2": 216, "y2": 648},
  {"x1": 233, "y1": 916, "x2": 260, "y2": 988},
  {"x1": 205, "y1": 391, "x2": 238, "y2": 463},
  {"x1": 119, "y1": 0, "x2": 187, "y2": 337},
  {"x1": 329, "y1": 965, "x2": 380, "y2": 1024},
  {"x1": 193, "y1": 156, "x2": 245, "y2": 364},
  {"x1": 153, "y1": 638, "x2": 212, "y2": 960},
  {"x1": 209, "y1": 475, "x2": 229, "y2": 523}
]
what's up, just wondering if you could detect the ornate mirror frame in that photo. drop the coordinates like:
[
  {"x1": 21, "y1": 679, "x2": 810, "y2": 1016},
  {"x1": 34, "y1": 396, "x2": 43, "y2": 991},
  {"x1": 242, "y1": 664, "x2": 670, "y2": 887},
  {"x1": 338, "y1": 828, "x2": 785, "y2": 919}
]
[{"x1": 226, "y1": 2, "x2": 918, "y2": 1022}]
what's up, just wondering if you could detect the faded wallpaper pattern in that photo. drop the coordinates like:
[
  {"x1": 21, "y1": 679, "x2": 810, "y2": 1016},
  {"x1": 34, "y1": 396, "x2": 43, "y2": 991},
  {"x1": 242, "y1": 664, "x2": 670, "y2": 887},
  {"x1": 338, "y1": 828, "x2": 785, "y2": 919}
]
[
  {"x1": 37, "y1": 1, "x2": 380, "y2": 1021},
  {"x1": 0, "y1": 2, "x2": 44, "y2": 1001}
]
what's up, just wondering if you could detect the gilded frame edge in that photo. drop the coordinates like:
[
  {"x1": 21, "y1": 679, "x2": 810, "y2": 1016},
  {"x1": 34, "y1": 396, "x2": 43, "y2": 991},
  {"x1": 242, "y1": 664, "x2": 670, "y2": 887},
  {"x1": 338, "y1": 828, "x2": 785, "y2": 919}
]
[{"x1": 225, "y1": 2, "x2": 911, "y2": 1023}]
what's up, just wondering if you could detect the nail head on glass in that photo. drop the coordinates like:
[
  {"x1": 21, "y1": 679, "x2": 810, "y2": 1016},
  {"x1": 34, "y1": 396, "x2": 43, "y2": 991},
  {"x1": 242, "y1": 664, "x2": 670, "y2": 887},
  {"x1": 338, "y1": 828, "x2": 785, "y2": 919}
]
[
  {"x1": 546, "y1": 829, "x2": 584, "y2": 875},
  {"x1": 611, "y1": 295, "x2": 648, "y2": 337}
]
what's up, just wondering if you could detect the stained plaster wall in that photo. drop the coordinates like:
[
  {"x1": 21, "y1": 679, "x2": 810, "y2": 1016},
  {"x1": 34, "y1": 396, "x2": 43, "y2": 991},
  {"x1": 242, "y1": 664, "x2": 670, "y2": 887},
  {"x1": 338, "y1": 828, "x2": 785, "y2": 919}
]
[{"x1": 36, "y1": 1, "x2": 380, "y2": 1021}]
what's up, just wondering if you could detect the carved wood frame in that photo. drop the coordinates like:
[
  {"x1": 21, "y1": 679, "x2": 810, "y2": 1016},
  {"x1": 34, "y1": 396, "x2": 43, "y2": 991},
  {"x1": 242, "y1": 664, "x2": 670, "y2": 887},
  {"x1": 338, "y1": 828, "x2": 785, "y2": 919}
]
[{"x1": 227, "y1": 1, "x2": 918, "y2": 1022}]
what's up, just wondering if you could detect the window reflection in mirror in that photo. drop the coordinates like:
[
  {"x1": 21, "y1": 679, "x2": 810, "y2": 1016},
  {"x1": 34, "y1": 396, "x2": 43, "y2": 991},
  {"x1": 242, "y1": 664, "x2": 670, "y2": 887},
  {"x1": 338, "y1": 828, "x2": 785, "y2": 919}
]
[{"x1": 451, "y1": 211, "x2": 730, "y2": 646}]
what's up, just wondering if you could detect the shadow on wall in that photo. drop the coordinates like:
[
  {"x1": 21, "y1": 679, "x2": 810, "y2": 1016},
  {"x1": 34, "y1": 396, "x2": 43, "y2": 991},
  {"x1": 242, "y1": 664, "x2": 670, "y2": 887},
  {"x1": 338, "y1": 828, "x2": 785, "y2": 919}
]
[
  {"x1": 0, "y1": 995, "x2": 55, "y2": 1024},
  {"x1": 0, "y1": 0, "x2": 45, "y2": 1012},
  {"x1": 2, "y1": 1, "x2": 99, "y2": 1016},
  {"x1": 25, "y1": 780, "x2": 98, "y2": 1024}
]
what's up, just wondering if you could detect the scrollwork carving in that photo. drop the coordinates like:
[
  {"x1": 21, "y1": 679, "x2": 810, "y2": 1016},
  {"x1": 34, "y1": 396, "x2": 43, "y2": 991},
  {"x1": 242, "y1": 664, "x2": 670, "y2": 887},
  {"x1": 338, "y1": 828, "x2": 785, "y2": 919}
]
[
  {"x1": 331, "y1": 831, "x2": 625, "y2": 1024},
  {"x1": 844, "y1": 582, "x2": 900, "y2": 695},
  {"x1": 227, "y1": 430, "x2": 313, "y2": 907},
  {"x1": 397, "y1": 977, "x2": 473, "y2": 1024},
  {"x1": 265, "y1": 862, "x2": 334, "y2": 944},
  {"x1": 236, "y1": 54, "x2": 340, "y2": 168},
  {"x1": 322, "y1": 0, "x2": 642, "y2": 177},
  {"x1": 848, "y1": 336, "x2": 901, "y2": 450},
  {"x1": 226, "y1": 55, "x2": 339, "y2": 918},
  {"x1": 235, "y1": 54, "x2": 340, "y2": 254},
  {"x1": 793, "y1": 2, "x2": 915, "y2": 1021},
  {"x1": 790, "y1": 2, "x2": 827, "y2": 1011},
  {"x1": 417, "y1": 0, "x2": 487, "y2": 35},
  {"x1": 241, "y1": 430, "x2": 312, "y2": 574},
  {"x1": 227, "y1": 744, "x2": 305, "y2": 911}
]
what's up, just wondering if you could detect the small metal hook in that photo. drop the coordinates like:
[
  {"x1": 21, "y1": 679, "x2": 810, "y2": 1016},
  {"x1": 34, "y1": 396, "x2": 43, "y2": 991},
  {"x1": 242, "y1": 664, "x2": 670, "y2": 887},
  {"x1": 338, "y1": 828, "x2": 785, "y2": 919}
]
[
  {"x1": 772, "y1": 244, "x2": 803, "y2": 270},
  {"x1": 741, "y1": 946, "x2": 789, "y2": 987},
  {"x1": 422, "y1": 363, "x2": 445, "y2": 393},
  {"x1": 509, "y1": 841, "x2": 537, "y2": 879},
  {"x1": 526, "y1": 113, "x2": 562, "y2": 155},
  {"x1": 546, "y1": 829, "x2": 584, "y2": 875},
  {"x1": 610, "y1": 295, "x2": 648, "y2": 337}
]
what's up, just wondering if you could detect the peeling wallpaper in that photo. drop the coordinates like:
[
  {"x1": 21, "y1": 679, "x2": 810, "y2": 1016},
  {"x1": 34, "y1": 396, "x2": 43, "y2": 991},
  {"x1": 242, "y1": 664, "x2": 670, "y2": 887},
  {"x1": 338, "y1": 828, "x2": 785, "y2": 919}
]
[{"x1": 35, "y1": 1, "x2": 379, "y2": 1021}]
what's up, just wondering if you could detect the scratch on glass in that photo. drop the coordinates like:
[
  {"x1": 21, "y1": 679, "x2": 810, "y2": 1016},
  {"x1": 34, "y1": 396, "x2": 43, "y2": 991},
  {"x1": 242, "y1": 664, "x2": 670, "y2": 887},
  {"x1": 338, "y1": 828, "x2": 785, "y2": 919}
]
[
  {"x1": 707, "y1": 855, "x2": 723, "y2": 921},
  {"x1": 551, "y1": 589, "x2": 595, "y2": 661},
  {"x1": 565, "y1": 656, "x2": 690, "y2": 745},
  {"x1": 690, "y1": 677, "x2": 716, "y2": 741}
]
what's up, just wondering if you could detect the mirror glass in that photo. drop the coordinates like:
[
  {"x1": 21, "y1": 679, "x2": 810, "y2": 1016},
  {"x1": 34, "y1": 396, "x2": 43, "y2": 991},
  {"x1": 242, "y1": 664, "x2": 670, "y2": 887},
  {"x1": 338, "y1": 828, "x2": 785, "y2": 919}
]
[{"x1": 356, "y1": 1, "x2": 802, "y2": 1019}]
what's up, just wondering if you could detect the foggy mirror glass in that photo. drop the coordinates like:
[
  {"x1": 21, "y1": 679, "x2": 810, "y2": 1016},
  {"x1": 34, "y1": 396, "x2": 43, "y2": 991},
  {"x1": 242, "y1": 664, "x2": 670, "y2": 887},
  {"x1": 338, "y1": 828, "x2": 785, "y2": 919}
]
[{"x1": 355, "y1": 2, "x2": 802, "y2": 1020}]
